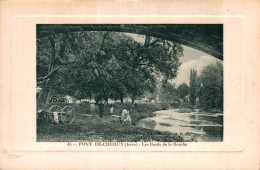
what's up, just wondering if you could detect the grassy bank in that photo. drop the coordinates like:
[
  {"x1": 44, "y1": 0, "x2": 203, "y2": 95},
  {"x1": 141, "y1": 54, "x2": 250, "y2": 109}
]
[{"x1": 37, "y1": 103, "x2": 183, "y2": 142}]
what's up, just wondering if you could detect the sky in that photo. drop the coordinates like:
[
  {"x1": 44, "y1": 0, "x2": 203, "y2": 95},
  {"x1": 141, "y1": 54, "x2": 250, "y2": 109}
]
[
  {"x1": 125, "y1": 33, "x2": 222, "y2": 86},
  {"x1": 173, "y1": 46, "x2": 221, "y2": 86}
]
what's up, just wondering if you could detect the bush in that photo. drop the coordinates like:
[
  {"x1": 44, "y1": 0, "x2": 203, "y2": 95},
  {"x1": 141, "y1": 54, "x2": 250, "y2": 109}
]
[
  {"x1": 161, "y1": 103, "x2": 170, "y2": 110},
  {"x1": 179, "y1": 102, "x2": 194, "y2": 109}
]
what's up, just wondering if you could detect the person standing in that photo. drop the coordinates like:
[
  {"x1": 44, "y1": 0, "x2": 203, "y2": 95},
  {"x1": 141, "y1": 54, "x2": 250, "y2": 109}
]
[
  {"x1": 90, "y1": 103, "x2": 95, "y2": 113},
  {"x1": 110, "y1": 105, "x2": 114, "y2": 115},
  {"x1": 98, "y1": 100, "x2": 105, "y2": 117}
]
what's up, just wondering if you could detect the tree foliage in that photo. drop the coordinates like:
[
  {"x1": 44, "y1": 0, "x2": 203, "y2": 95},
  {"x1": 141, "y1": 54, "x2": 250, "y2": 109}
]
[
  {"x1": 36, "y1": 31, "x2": 183, "y2": 105},
  {"x1": 198, "y1": 62, "x2": 223, "y2": 111},
  {"x1": 177, "y1": 83, "x2": 189, "y2": 100},
  {"x1": 189, "y1": 69, "x2": 198, "y2": 106},
  {"x1": 160, "y1": 82, "x2": 178, "y2": 103}
]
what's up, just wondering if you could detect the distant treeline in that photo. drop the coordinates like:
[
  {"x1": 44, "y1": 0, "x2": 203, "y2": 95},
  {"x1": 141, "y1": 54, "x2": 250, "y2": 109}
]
[{"x1": 159, "y1": 62, "x2": 223, "y2": 112}]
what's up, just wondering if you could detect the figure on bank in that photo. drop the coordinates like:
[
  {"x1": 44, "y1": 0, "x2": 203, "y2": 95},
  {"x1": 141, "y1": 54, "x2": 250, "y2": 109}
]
[
  {"x1": 121, "y1": 109, "x2": 132, "y2": 124},
  {"x1": 125, "y1": 112, "x2": 132, "y2": 124},
  {"x1": 90, "y1": 103, "x2": 95, "y2": 113},
  {"x1": 110, "y1": 105, "x2": 114, "y2": 115},
  {"x1": 98, "y1": 100, "x2": 105, "y2": 117},
  {"x1": 121, "y1": 109, "x2": 128, "y2": 122}
]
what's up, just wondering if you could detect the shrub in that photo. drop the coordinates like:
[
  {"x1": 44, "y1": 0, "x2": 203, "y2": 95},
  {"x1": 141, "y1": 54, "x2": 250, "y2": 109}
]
[
  {"x1": 179, "y1": 102, "x2": 194, "y2": 109},
  {"x1": 161, "y1": 103, "x2": 170, "y2": 110}
]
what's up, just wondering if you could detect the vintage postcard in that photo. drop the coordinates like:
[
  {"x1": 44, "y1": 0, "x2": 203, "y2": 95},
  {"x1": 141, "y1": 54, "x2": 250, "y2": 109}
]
[
  {"x1": 36, "y1": 24, "x2": 223, "y2": 143},
  {"x1": 1, "y1": 0, "x2": 259, "y2": 169}
]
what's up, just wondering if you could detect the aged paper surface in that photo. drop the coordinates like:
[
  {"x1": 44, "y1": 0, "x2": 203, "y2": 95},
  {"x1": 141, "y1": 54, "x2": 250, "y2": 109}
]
[{"x1": 0, "y1": 0, "x2": 259, "y2": 169}]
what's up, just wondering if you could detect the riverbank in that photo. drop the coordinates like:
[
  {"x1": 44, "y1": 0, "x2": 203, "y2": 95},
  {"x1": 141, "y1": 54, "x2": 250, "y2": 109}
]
[
  {"x1": 37, "y1": 103, "x2": 183, "y2": 142},
  {"x1": 177, "y1": 102, "x2": 223, "y2": 114},
  {"x1": 136, "y1": 109, "x2": 223, "y2": 142}
]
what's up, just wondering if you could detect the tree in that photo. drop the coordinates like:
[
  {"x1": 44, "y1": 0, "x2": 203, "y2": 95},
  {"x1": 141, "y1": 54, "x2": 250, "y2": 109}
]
[
  {"x1": 126, "y1": 68, "x2": 156, "y2": 104},
  {"x1": 37, "y1": 33, "x2": 70, "y2": 105},
  {"x1": 37, "y1": 31, "x2": 115, "y2": 105},
  {"x1": 36, "y1": 30, "x2": 184, "y2": 106},
  {"x1": 122, "y1": 36, "x2": 183, "y2": 103},
  {"x1": 123, "y1": 36, "x2": 183, "y2": 80},
  {"x1": 198, "y1": 62, "x2": 223, "y2": 111},
  {"x1": 177, "y1": 83, "x2": 189, "y2": 100},
  {"x1": 189, "y1": 69, "x2": 198, "y2": 106},
  {"x1": 160, "y1": 82, "x2": 178, "y2": 103}
]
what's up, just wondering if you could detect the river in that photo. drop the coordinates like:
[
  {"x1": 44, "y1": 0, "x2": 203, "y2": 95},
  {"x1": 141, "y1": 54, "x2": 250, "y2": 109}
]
[{"x1": 136, "y1": 109, "x2": 223, "y2": 142}]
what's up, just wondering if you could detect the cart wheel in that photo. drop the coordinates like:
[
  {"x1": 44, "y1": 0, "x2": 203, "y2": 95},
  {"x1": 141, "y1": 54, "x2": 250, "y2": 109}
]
[
  {"x1": 50, "y1": 96, "x2": 59, "y2": 103},
  {"x1": 49, "y1": 105, "x2": 62, "y2": 123},
  {"x1": 61, "y1": 106, "x2": 75, "y2": 124}
]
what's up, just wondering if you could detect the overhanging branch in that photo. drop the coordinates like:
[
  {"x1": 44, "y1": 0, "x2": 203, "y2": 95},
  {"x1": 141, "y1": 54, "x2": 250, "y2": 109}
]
[{"x1": 37, "y1": 67, "x2": 61, "y2": 82}]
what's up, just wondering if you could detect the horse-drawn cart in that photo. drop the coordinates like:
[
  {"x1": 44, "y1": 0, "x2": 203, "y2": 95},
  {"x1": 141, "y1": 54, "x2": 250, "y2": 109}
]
[{"x1": 37, "y1": 105, "x2": 75, "y2": 124}]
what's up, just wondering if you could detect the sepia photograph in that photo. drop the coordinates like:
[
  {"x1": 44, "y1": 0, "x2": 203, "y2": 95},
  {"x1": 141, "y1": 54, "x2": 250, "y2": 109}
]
[
  {"x1": 1, "y1": 0, "x2": 260, "y2": 169},
  {"x1": 36, "y1": 24, "x2": 223, "y2": 142}
]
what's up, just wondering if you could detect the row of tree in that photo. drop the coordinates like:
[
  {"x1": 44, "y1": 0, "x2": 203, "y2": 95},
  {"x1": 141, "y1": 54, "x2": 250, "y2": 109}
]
[
  {"x1": 37, "y1": 31, "x2": 184, "y2": 105},
  {"x1": 158, "y1": 62, "x2": 223, "y2": 111}
]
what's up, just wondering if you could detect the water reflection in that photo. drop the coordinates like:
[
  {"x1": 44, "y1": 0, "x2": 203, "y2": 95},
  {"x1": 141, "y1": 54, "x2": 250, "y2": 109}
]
[
  {"x1": 136, "y1": 109, "x2": 223, "y2": 142},
  {"x1": 159, "y1": 123, "x2": 172, "y2": 127},
  {"x1": 138, "y1": 119, "x2": 157, "y2": 129}
]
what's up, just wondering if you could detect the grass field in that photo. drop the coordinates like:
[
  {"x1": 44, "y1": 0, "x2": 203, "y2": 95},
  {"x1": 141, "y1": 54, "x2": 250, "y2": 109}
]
[{"x1": 37, "y1": 103, "x2": 183, "y2": 142}]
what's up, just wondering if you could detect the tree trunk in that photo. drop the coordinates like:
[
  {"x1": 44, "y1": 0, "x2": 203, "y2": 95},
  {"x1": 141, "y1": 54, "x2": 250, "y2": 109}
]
[
  {"x1": 37, "y1": 87, "x2": 47, "y2": 107},
  {"x1": 37, "y1": 86, "x2": 53, "y2": 107},
  {"x1": 120, "y1": 95, "x2": 124, "y2": 103},
  {"x1": 131, "y1": 95, "x2": 135, "y2": 104},
  {"x1": 37, "y1": 36, "x2": 57, "y2": 108},
  {"x1": 45, "y1": 87, "x2": 53, "y2": 105}
]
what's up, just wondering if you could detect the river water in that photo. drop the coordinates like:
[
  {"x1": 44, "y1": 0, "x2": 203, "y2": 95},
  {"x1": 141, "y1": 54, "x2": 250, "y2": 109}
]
[{"x1": 136, "y1": 109, "x2": 223, "y2": 142}]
